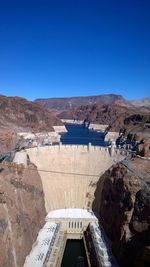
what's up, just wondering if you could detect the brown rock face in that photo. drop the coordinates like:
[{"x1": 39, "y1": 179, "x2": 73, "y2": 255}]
[
  {"x1": 0, "y1": 161, "x2": 46, "y2": 267},
  {"x1": 137, "y1": 139, "x2": 150, "y2": 158},
  {"x1": 60, "y1": 103, "x2": 150, "y2": 158},
  {"x1": 58, "y1": 103, "x2": 150, "y2": 130},
  {"x1": 58, "y1": 104, "x2": 130, "y2": 126},
  {"x1": 0, "y1": 128, "x2": 19, "y2": 153},
  {"x1": 122, "y1": 114, "x2": 150, "y2": 157},
  {"x1": 35, "y1": 94, "x2": 131, "y2": 111},
  {"x1": 0, "y1": 95, "x2": 62, "y2": 132},
  {"x1": 131, "y1": 97, "x2": 150, "y2": 108},
  {"x1": 94, "y1": 158, "x2": 150, "y2": 267}
]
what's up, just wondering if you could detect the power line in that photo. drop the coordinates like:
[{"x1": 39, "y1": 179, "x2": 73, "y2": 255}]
[{"x1": 0, "y1": 162, "x2": 100, "y2": 177}]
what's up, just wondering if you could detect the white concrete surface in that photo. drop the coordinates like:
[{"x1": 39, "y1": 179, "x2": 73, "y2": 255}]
[
  {"x1": 13, "y1": 151, "x2": 27, "y2": 166},
  {"x1": 89, "y1": 124, "x2": 108, "y2": 132},
  {"x1": 89, "y1": 223, "x2": 119, "y2": 267},
  {"x1": 46, "y1": 208, "x2": 96, "y2": 219},
  {"x1": 23, "y1": 209, "x2": 98, "y2": 267},
  {"x1": 61, "y1": 119, "x2": 83, "y2": 124},
  {"x1": 105, "y1": 131, "x2": 119, "y2": 141},
  {"x1": 14, "y1": 145, "x2": 125, "y2": 212},
  {"x1": 46, "y1": 208, "x2": 98, "y2": 239},
  {"x1": 53, "y1": 125, "x2": 67, "y2": 133},
  {"x1": 23, "y1": 222, "x2": 58, "y2": 267}
]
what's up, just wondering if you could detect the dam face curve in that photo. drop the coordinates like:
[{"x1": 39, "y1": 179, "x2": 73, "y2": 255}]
[{"x1": 21, "y1": 145, "x2": 125, "y2": 212}]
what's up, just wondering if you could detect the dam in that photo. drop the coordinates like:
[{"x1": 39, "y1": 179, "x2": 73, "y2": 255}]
[
  {"x1": 13, "y1": 142, "x2": 127, "y2": 267},
  {"x1": 14, "y1": 144, "x2": 125, "y2": 212},
  {"x1": 11, "y1": 121, "x2": 132, "y2": 267}
]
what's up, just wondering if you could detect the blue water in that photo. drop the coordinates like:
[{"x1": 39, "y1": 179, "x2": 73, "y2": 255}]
[
  {"x1": 61, "y1": 239, "x2": 88, "y2": 267},
  {"x1": 60, "y1": 123, "x2": 107, "y2": 146}
]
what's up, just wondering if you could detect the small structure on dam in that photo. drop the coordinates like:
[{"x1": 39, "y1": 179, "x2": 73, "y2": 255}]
[
  {"x1": 23, "y1": 209, "x2": 118, "y2": 267},
  {"x1": 46, "y1": 208, "x2": 98, "y2": 239},
  {"x1": 23, "y1": 209, "x2": 97, "y2": 267}
]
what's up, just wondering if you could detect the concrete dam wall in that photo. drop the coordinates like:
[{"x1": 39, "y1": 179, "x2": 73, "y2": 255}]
[{"x1": 15, "y1": 145, "x2": 125, "y2": 212}]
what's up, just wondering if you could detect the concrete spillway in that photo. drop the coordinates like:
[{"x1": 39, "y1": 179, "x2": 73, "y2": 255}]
[{"x1": 14, "y1": 145, "x2": 125, "y2": 212}]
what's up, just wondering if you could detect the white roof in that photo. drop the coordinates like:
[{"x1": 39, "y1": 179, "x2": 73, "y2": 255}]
[
  {"x1": 46, "y1": 208, "x2": 97, "y2": 219},
  {"x1": 23, "y1": 222, "x2": 58, "y2": 267}
]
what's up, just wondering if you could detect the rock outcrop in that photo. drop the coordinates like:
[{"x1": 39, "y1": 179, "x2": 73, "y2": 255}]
[
  {"x1": 0, "y1": 127, "x2": 19, "y2": 153},
  {"x1": 94, "y1": 158, "x2": 150, "y2": 267},
  {"x1": 59, "y1": 103, "x2": 150, "y2": 158},
  {"x1": 119, "y1": 114, "x2": 150, "y2": 158},
  {"x1": 137, "y1": 139, "x2": 150, "y2": 158},
  {"x1": 0, "y1": 161, "x2": 46, "y2": 267},
  {"x1": 0, "y1": 95, "x2": 62, "y2": 132},
  {"x1": 0, "y1": 95, "x2": 63, "y2": 267}
]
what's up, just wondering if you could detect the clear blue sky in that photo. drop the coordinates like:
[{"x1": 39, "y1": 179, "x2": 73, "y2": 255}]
[{"x1": 0, "y1": 0, "x2": 150, "y2": 101}]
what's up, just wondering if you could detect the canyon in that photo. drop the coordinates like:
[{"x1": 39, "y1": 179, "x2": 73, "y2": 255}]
[{"x1": 0, "y1": 94, "x2": 149, "y2": 267}]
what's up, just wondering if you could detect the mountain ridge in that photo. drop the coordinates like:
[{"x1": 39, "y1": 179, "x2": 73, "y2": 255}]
[
  {"x1": 34, "y1": 94, "x2": 133, "y2": 111},
  {"x1": 35, "y1": 94, "x2": 150, "y2": 111},
  {"x1": 0, "y1": 95, "x2": 62, "y2": 133},
  {"x1": 131, "y1": 96, "x2": 150, "y2": 107}
]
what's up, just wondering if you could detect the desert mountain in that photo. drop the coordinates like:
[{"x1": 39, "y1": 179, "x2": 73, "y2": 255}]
[
  {"x1": 0, "y1": 95, "x2": 62, "y2": 133},
  {"x1": 58, "y1": 103, "x2": 150, "y2": 129},
  {"x1": 35, "y1": 94, "x2": 132, "y2": 111},
  {"x1": 131, "y1": 96, "x2": 150, "y2": 108},
  {"x1": 58, "y1": 104, "x2": 131, "y2": 124}
]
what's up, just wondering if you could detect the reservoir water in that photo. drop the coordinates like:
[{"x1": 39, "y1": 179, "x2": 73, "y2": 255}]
[
  {"x1": 60, "y1": 123, "x2": 107, "y2": 146},
  {"x1": 61, "y1": 239, "x2": 88, "y2": 267},
  {"x1": 60, "y1": 124, "x2": 106, "y2": 266}
]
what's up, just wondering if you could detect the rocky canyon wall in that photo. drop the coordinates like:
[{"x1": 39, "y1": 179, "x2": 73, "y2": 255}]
[
  {"x1": 0, "y1": 161, "x2": 46, "y2": 267},
  {"x1": 94, "y1": 158, "x2": 150, "y2": 267}
]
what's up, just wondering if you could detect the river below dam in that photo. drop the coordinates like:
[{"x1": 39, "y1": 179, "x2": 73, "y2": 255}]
[
  {"x1": 61, "y1": 239, "x2": 88, "y2": 267},
  {"x1": 60, "y1": 123, "x2": 107, "y2": 146}
]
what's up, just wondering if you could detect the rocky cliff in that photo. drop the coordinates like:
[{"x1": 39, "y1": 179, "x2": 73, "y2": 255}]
[
  {"x1": 59, "y1": 103, "x2": 150, "y2": 158},
  {"x1": 94, "y1": 158, "x2": 150, "y2": 267},
  {"x1": 0, "y1": 95, "x2": 62, "y2": 132},
  {"x1": 0, "y1": 95, "x2": 60, "y2": 267},
  {"x1": 120, "y1": 113, "x2": 150, "y2": 158},
  {"x1": 0, "y1": 128, "x2": 19, "y2": 153},
  {"x1": 58, "y1": 103, "x2": 133, "y2": 126},
  {"x1": 0, "y1": 161, "x2": 46, "y2": 267}
]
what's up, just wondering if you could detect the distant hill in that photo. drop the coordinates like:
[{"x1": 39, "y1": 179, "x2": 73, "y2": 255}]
[
  {"x1": 0, "y1": 95, "x2": 62, "y2": 132},
  {"x1": 131, "y1": 97, "x2": 150, "y2": 108},
  {"x1": 35, "y1": 94, "x2": 132, "y2": 111}
]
